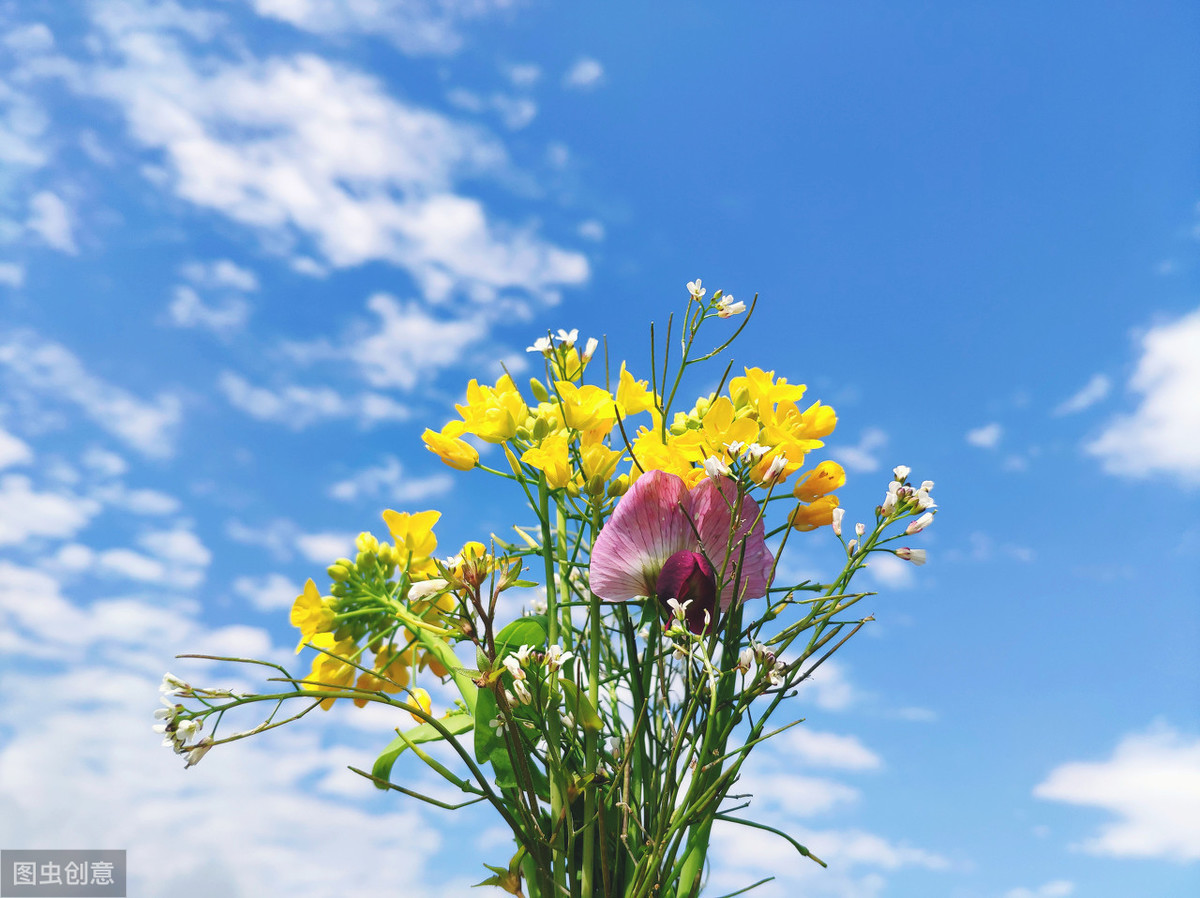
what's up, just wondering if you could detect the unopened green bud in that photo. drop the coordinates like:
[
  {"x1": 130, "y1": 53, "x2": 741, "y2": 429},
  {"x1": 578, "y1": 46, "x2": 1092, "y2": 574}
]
[
  {"x1": 532, "y1": 417, "x2": 550, "y2": 441},
  {"x1": 694, "y1": 395, "x2": 711, "y2": 416},
  {"x1": 330, "y1": 581, "x2": 349, "y2": 597},
  {"x1": 327, "y1": 563, "x2": 351, "y2": 582},
  {"x1": 529, "y1": 377, "x2": 550, "y2": 402},
  {"x1": 355, "y1": 551, "x2": 371, "y2": 568},
  {"x1": 608, "y1": 474, "x2": 631, "y2": 498},
  {"x1": 356, "y1": 531, "x2": 379, "y2": 554}
]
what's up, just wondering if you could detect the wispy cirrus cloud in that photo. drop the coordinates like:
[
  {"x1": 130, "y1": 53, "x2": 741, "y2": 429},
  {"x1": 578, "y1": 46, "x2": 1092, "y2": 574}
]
[{"x1": 0, "y1": 330, "x2": 182, "y2": 458}]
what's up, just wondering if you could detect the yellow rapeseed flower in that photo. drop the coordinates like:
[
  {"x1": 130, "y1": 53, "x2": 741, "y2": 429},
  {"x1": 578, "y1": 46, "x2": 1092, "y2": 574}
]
[
  {"x1": 616, "y1": 363, "x2": 656, "y2": 417},
  {"x1": 790, "y1": 495, "x2": 841, "y2": 532},
  {"x1": 290, "y1": 578, "x2": 335, "y2": 653},
  {"x1": 302, "y1": 633, "x2": 358, "y2": 710},
  {"x1": 576, "y1": 435, "x2": 624, "y2": 495},
  {"x1": 382, "y1": 509, "x2": 441, "y2": 576},
  {"x1": 522, "y1": 432, "x2": 573, "y2": 489},
  {"x1": 455, "y1": 375, "x2": 528, "y2": 443},
  {"x1": 555, "y1": 382, "x2": 617, "y2": 433},
  {"x1": 422, "y1": 421, "x2": 479, "y2": 471},
  {"x1": 793, "y1": 460, "x2": 846, "y2": 502},
  {"x1": 628, "y1": 425, "x2": 695, "y2": 482},
  {"x1": 729, "y1": 367, "x2": 808, "y2": 416},
  {"x1": 699, "y1": 395, "x2": 759, "y2": 458}
]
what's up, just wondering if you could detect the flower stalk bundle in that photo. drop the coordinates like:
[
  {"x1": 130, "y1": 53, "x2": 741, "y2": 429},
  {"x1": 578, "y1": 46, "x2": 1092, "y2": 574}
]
[{"x1": 157, "y1": 282, "x2": 938, "y2": 897}]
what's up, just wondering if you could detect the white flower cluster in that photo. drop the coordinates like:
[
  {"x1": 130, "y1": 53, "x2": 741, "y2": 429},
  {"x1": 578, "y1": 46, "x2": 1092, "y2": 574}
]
[
  {"x1": 498, "y1": 644, "x2": 576, "y2": 709},
  {"x1": 686, "y1": 279, "x2": 746, "y2": 318},
  {"x1": 526, "y1": 328, "x2": 599, "y2": 362},
  {"x1": 737, "y1": 642, "x2": 787, "y2": 687},
  {"x1": 153, "y1": 674, "x2": 211, "y2": 768}
]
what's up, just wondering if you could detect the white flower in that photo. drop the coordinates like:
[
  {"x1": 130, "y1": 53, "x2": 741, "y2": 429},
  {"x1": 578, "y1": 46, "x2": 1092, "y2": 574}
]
[
  {"x1": 408, "y1": 578, "x2": 449, "y2": 601},
  {"x1": 715, "y1": 296, "x2": 746, "y2": 318},
  {"x1": 893, "y1": 465, "x2": 911, "y2": 482},
  {"x1": 502, "y1": 655, "x2": 526, "y2": 681},
  {"x1": 514, "y1": 644, "x2": 534, "y2": 664},
  {"x1": 175, "y1": 718, "x2": 202, "y2": 742},
  {"x1": 703, "y1": 455, "x2": 730, "y2": 481},
  {"x1": 666, "y1": 597, "x2": 693, "y2": 619},
  {"x1": 894, "y1": 547, "x2": 927, "y2": 565},
  {"x1": 737, "y1": 647, "x2": 754, "y2": 674},
  {"x1": 159, "y1": 673, "x2": 190, "y2": 696},
  {"x1": 724, "y1": 440, "x2": 746, "y2": 456},
  {"x1": 543, "y1": 644, "x2": 574, "y2": 672},
  {"x1": 511, "y1": 678, "x2": 533, "y2": 705},
  {"x1": 920, "y1": 480, "x2": 934, "y2": 492},
  {"x1": 916, "y1": 490, "x2": 937, "y2": 510},
  {"x1": 758, "y1": 453, "x2": 788, "y2": 486},
  {"x1": 768, "y1": 661, "x2": 786, "y2": 687},
  {"x1": 686, "y1": 279, "x2": 705, "y2": 299},
  {"x1": 582, "y1": 336, "x2": 599, "y2": 362},
  {"x1": 855, "y1": 522, "x2": 866, "y2": 537},
  {"x1": 745, "y1": 442, "x2": 770, "y2": 461},
  {"x1": 184, "y1": 738, "x2": 213, "y2": 768},
  {"x1": 906, "y1": 512, "x2": 935, "y2": 535},
  {"x1": 526, "y1": 336, "x2": 553, "y2": 354},
  {"x1": 831, "y1": 507, "x2": 845, "y2": 537},
  {"x1": 489, "y1": 715, "x2": 507, "y2": 733},
  {"x1": 554, "y1": 328, "x2": 579, "y2": 346},
  {"x1": 530, "y1": 594, "x2": 548, "y2": 614}
]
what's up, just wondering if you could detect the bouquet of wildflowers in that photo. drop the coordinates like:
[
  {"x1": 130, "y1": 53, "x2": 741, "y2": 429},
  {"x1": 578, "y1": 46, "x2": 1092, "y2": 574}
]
[{"x1": 156, "y1": 282, "x2": 938, "y2": 897}]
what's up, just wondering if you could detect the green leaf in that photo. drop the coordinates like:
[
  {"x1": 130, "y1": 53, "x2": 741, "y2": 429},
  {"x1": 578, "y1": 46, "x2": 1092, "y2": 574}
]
[
  {"x1": 371, "y1": 711, "x2": 473, "y2": 788},
  {"x1": 493, "y1": 615, "x2": 548, "y2": 660},
  {"x1": 557, "y1": 678, "x2": 603, "y2": 733},
  {"x1": 473, "y1": 686, "x2": 521, "y2": 789}
]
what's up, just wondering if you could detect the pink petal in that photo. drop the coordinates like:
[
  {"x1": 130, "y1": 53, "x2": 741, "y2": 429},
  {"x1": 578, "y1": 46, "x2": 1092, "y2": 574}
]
[
  {"x1": 590, "y1": 470, "x2": 693, "y2": 600},
  {"x1": 691, "y1": 477, "x2": 774, "y2": 608}
]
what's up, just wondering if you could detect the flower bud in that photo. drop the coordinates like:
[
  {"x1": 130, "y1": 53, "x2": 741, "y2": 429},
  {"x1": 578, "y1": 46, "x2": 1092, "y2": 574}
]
[
  {"x1": 906, "y1": 512, "x2": 935, "y2": 534},
  {"x1": 327, "y1": 563, "x2": 351, "y2": 582},
  {"x1": 893, "y1": 465, "x2": 911, "y2": 482},
  {"x1": 608, "y1": 474, "x2": 630, "y2": 498},
  {"x1": 356, "y1": 531, "x2": 379, "y2": 555},
  {"x1": 529, "y1": 377, "x2": 550, "y2": 402},
  {"x1": 894, "y1": 547, "x2": 927, "y2": 565},
  {"x1": 831, "y1": 507, "x2": 845, "y2": 537}
]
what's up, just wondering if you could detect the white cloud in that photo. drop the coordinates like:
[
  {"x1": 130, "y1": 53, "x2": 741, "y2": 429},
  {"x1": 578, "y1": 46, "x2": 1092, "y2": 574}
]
[
  {"x1": 829, "y1": 428, "x2": 887, "y2": 473},
  {"x1": 90, "y1": 483, "x2": 181, "y2": 515},
  {"x1": 250, "y1": 0, "x2": 516, "y2": 56},
  {"x1": 966, "y1": 422, "x2": 1002, "y2": 448},
  {"x1": 563, "y1": 57, "x2": 605, "y2": 89},
  {"x1": 140, "y1": 527, "x2": 212, "y2": 568},
  {"x1": 1086, "y1": 307, "x2": 1200, "y2": 485},
  {"x1": 0, "y1": 427, "x2": 33, "y2": 469},
  {"x1": 502, "y1": 62, "x2": 541, "y2": 87},
  {"x1": 232, "y1": 572, "x2": 301, "y2": 612},
  {"x1": 81, "y1": 446, "x2": 128, "y2": 477},
  {"x1": 329, "y1": 455, "x2": 453, "y2": 503},
  {"x1": 0, "y1": 262, "x2": 25, "y2": 287},
  {"x1": 1003, "y1": 881, "x2": 1075, "y2": 898},
  {"x1": 0, "y1": 557, "x2": 451, "y2": 897},
  {"x1": 78, "y1": 15, "x2": 586, "y2": 303},
  {"x1": 218, "y1": 371, "x2": 407, "y2": 429},
  {"x1": 1053, "y1": 373, "x2": 1110, "y2": 416},
  {"x1": 226, "y1": 517, "x2": 355, "y2": 565},
  {"x1": 0, "y1": 79, "x2": 49, "y2": 168},
  {"x1": 167, "y1": 285, "x2": 251, "y2": 335},
  {"x1": 0, "y1": 331, "x2": 182, "y2": 458},
  {"x1": 3, "y1": 23, "x2": 56, "y2": 54},
  {"x1": 296, "y1": 531, "x2": 356, "y2": 564},
  {"x1": 181, "y1": 259, "x2": 259, "y2": 292},
  {"x1": 797, "y1": 658, "x2": 860, "y2": 711},
  {"x1": 781, "y1": 729, "x2": 882, "y2": 771},
  {"x1": 867, "y1": 553, "x2": 915, "y2": 589},
  {"x1": 26, "y1": 191, "x2": 77, "y2": 253},
  {"x1": 577, "y1": 219, "x2": 605, "y2": 241},
  {"x1": 1033, "y1": 721, "x2": 1200, "y2": 861},
  {"x1": 0, "y1": 474, "x2": 100, "y2": 546},
  {"x1": 315, "y1": 293, "x2": 489, "y2": 391}
]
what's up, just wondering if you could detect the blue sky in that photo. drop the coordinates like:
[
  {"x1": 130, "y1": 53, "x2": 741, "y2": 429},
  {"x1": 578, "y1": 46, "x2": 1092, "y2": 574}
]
[{"x1": 1, "y1": 1, "x2": 1198, "y2": 896}]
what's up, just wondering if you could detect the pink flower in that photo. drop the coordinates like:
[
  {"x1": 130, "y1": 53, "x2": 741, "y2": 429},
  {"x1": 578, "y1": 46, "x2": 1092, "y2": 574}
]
[{"x1": 589, "y1": 470, "x2": 774, "y2": 628}]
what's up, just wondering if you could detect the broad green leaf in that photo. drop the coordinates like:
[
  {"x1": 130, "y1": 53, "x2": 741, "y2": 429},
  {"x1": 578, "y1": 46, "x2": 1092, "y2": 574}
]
[
  {"x1": 473, "y1": 686, "x2": 520, "y2": 788},
  {"x1": 371, "y1": 711, "x2": 473, "y2": 787},
  {"x1": 493, "y1": 614, "x2": 548, "y2": 660}
]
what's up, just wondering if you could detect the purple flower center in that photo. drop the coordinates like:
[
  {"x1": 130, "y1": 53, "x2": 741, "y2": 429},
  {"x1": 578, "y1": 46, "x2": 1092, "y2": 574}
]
[{"x1": 656, "y1": 550, "x2": 718, "y2": 635}]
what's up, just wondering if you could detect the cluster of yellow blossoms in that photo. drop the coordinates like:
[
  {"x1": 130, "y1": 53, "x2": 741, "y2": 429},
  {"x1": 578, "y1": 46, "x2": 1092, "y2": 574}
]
[
  {"x1": 422, "y1": 335, "x2": 846, "y2": 529},
  {"x1": 288, "y1": 509, "x2": 461, "y2": 713}
]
